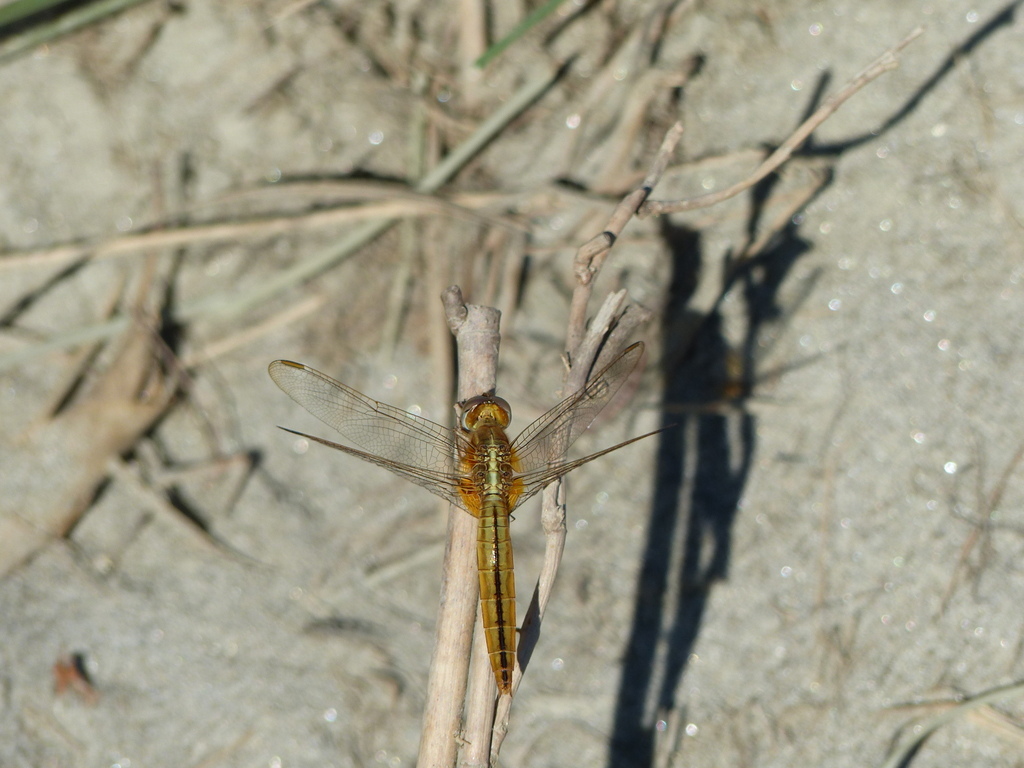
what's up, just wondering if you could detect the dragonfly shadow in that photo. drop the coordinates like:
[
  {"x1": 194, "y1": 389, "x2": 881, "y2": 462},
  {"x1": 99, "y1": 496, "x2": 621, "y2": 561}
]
[{"x1": 608, "y1": 213, "x2": 812, "y2": 767}]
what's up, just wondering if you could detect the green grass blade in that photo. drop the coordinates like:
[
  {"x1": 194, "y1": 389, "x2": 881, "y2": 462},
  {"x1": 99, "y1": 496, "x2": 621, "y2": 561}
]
[{"x1": 475, "y1": 0, "x2": 567, "y2": 69}]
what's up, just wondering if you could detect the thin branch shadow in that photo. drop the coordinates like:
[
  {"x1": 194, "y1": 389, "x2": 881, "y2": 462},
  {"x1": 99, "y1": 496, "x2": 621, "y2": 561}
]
[{"x1": 806, "y1": 2, "x2": 1022, "y2": 157}]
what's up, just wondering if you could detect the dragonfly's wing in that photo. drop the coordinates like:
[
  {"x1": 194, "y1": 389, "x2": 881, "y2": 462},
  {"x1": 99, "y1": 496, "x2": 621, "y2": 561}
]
[
  {"x1": 510, "y1": 342, "x2": 645, "y2": 499},
  {"x1": 511, "y1": 429, "x2": 661, "y2": 508},
  {"x1": 269, "y1": 360, "x2": 466, "y2": 508},
  {"x1": 276, "y1": 427, "x2": 466, "y2": 508}
]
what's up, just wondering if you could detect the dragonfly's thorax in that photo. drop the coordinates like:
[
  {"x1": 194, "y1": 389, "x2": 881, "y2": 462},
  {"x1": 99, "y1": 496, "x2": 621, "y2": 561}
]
[
  {"x1": 468, "y1": 424, "x2": 517, "y2": 494},
  {"x1": 457, "y1": 409, "x2": 524, "y2": 514}
]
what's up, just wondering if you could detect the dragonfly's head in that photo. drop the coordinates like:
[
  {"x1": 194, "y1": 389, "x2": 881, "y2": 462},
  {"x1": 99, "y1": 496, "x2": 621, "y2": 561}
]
[{"x1": 460, "y1": 395, "x2": 512, "y2": 430}]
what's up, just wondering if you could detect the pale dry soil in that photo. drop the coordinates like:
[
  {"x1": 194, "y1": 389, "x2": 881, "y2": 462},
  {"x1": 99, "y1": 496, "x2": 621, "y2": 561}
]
[{"x1": 1, "y1": 2, "x2": 1023, "y2": 767}]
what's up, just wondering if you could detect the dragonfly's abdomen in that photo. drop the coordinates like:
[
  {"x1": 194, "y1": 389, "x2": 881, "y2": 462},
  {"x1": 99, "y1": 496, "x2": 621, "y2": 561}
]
[{"x1": 477, "y1": 493, "x2": 515, "y2": 695}]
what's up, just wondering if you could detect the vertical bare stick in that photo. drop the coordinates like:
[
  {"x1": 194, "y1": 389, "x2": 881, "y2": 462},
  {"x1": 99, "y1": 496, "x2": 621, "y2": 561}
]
[
  {"x1": 461, "y1": 609, "x2": 500, "y2": 767},
  {"x1": 417, "y1": 287, "x2": 500, "y2": 768},
  {"x1": 458, "y1": 0, "x2": 486, "y2": 102},
  {"x1": 490, "y1": 124, "x2": 682, "y2": 758}
]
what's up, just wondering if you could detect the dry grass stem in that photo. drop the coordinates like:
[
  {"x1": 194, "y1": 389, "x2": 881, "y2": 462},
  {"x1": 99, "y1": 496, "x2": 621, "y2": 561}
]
[
  {"x1": 458, "y1": 0, "x2": 486, "y2": 100},
  {"x1": 881, "y1": 681, "x2": 1024, "y2": 768},
  {"x1": 939, "y1": 439, "x2": 1024, "y2": 614},
  {"x1": 266, "y1": 0, "x2": 320, "y2": 26},
  {"x1": 0, "y1": 313, "x2": 175, "y2": 576},
  {"x1": 639, "y1": 27, "x2": 924, "y2": 218},
  {"x1": 461, "y1": 619, "x2": 500, "y2": 767},
  {"x1": 0, "y1": 191, "x2": 524, "y2": 275},
  {"x1": 734, "y1": 168, "x2": 830, "y2": 263},
  {"x1": 591, "y1": 66, "x2": 697, "y2": 194},
  {"x1": 968, "y1": 704, "x2": 1024, "y2": 746},
  {"x1": 0, "y1": 0, "x2": 152, "y2": 65},
  {"x1": 182, "y1": 294, "x2": 325, "y2": 368},
  {"x1": 417, "y1": 287, "x2": 500, "y2": 768},
  {"x1": 104, "y1": 458, "x2": 244, "y2": 559},
  {"x1": 429, "y1": 149, "x2": 666, "y2": 757},
  {"x1": 0, "y1": 69, "x2": 557, "y2": 374}
]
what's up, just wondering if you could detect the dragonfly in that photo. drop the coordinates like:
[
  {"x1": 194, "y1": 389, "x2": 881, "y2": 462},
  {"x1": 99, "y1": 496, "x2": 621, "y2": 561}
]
[{"x1": 268, "y1": 341, "x2": 651, "y2": 695}]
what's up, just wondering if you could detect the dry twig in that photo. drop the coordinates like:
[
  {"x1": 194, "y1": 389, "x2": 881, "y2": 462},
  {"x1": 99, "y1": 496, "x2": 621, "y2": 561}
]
[
  {"x1": 881, "y1": 681, "x2": 1024, "y2": 768},
  {"x1": 638, "y1": 27, "x2": 923, "y2": 218},
  {"x1": 417, "y1": 287, "x2": 500, "y2": 768},
  {"x1": 0, "y1": 284, "x2": 176, "y2": 577},
  {"x1": 566, "y1": 121, "x2": 683, "y2": 357}
]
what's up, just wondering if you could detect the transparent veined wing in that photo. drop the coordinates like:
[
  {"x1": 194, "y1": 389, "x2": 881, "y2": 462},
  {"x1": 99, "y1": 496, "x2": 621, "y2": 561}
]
[
  {"x1": 509, "y1": 342, "x2": 645, "y2": 506},
  {"x1": 268, "y1": 360, "x2": 467, "y2": 508}
]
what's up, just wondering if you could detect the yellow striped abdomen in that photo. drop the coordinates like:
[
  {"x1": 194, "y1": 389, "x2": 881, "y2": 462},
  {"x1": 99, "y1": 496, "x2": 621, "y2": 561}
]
[{"x1": 477, "y1": 494, "x2": 516, "y2": 694}]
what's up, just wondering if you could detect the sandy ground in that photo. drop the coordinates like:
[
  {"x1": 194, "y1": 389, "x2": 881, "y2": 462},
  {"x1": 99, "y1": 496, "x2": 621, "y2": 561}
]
[{"x1": 1, "y1": 1, "x2": 1023, "y2": 766}]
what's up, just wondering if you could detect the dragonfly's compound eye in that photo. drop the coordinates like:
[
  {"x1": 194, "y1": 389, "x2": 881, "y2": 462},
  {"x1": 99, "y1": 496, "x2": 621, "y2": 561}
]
[
  {"x1": 461, "y1": 396, "x2": 486, "y2": 430},
  {"x1": 489, "y1": 396, "x2": 512, "y2": 427}
]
